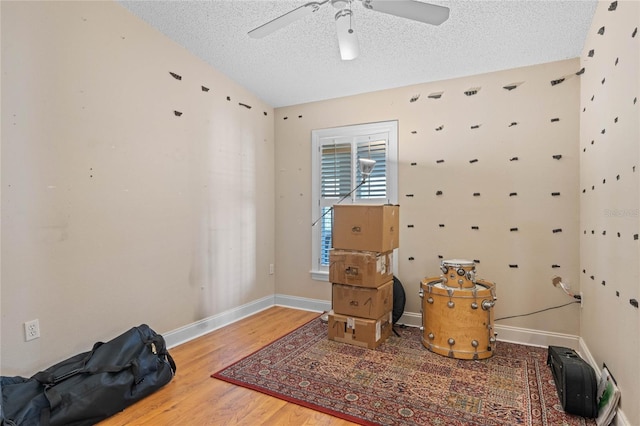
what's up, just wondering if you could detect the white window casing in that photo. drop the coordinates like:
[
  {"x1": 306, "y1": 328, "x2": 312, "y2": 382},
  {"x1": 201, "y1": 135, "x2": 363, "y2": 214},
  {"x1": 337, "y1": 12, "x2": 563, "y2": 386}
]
[{"x1": 311, "y1": 121, "x2": 398, "y2": 281}]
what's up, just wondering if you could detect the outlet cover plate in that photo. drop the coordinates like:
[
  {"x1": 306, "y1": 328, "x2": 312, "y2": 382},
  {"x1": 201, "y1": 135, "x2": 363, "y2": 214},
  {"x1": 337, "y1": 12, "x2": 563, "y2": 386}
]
[{"x1": 25, "y1": 319, "x2": 40, "y2": 341}]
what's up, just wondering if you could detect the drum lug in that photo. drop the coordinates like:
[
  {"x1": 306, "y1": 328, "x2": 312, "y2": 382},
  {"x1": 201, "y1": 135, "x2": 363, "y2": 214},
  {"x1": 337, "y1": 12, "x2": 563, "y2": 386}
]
[
  {"x1": 482, "y1": 299, "x2": 495, "y2": 310},
  {"x1": 467, "y1": 270, "x2": 476, "y2": 283},
  {"x1": 420, "y1": 273, "x2": 496, "y2": 360}
]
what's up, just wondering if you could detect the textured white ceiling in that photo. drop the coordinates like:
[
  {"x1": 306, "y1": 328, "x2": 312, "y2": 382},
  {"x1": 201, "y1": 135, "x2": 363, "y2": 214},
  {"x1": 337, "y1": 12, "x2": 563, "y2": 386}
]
[{"x1": 118, "y1": 0, "x2": 597, "y2": 107}]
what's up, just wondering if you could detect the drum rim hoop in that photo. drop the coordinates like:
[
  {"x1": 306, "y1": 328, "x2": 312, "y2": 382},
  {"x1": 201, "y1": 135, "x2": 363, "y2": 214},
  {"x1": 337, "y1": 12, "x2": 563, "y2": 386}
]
[
  {"x1": 442, "y1": 259, "x2": 475, "y2": 267},
  {"x1": 420, "y1": 279, "x2": 496, "y2": 292}
]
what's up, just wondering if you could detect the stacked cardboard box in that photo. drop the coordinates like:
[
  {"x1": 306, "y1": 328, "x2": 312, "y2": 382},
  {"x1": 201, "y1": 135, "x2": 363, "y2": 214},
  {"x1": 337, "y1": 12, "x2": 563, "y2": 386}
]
[{"x1": 327, "y1": 204, "x2": 399, "y2": 349}]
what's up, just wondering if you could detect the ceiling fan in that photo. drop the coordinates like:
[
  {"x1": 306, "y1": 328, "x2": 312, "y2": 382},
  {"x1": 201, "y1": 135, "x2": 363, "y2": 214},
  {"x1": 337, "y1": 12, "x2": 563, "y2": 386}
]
[{"x1": 248, "y1": 0, "x2": 450, "y2": 61}]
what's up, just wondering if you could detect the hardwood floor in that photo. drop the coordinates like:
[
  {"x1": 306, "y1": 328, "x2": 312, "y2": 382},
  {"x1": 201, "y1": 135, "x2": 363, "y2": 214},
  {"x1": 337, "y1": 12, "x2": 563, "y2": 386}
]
[{"x1": 98, "y1": 306, "x2": 356, "y2": 425}]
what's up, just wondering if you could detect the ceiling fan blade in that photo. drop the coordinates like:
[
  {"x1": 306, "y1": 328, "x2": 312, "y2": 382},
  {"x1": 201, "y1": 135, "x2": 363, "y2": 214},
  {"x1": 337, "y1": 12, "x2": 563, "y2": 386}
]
[
  {"x1": 249, "y1": 1, "x2": 329, "y2": 38},
  {"x1": 335, "y1": 10, "x2": 359, "y2": 60},
  {"x1": 362, "y1": 0, "x2": 450, "y2": 26}
]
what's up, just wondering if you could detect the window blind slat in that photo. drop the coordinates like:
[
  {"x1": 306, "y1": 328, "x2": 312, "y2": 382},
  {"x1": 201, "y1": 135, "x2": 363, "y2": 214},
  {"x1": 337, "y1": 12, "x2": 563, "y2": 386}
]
[
  {"x1": 319, "y1": 138, "x2": 388, "y2": 265},
  {"x1": 321, "y1": 143, "x2": 352, "y2": 198},
  {"x1": 357, "y1": 139, "x2": 387, "y2": 199}
]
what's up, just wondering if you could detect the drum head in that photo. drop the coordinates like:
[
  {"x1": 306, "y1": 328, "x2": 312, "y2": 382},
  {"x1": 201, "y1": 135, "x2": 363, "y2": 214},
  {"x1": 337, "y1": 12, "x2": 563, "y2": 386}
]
[{"x1": 443, "y1": 259, "x2": 475, "y2": 266}]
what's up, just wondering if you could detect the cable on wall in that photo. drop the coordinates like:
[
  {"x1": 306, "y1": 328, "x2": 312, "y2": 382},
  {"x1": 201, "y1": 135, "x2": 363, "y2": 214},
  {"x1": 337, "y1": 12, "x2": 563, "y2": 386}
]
[{"x1": 495, "y1": 301, "x2": 580, "y2": 321}]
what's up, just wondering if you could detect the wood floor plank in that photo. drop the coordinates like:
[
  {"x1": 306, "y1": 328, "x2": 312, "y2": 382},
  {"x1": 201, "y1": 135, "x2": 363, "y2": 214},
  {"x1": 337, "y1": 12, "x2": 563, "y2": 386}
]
[
  {"x1": 97, "y1": 307, "x2": 357, "y2": 425},
  {"x1": 264, "y1": 403, "x2": 356, "y2": 426}
]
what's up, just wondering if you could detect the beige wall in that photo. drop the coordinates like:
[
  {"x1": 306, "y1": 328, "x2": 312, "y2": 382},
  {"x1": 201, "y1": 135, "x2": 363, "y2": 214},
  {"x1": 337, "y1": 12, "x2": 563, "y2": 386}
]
[
  {"x1": 3, "y1": 3, "x2": 637, "y2": 423},
  {"x1": 1, "y1": 1, "x2": 274, "y2": 375},
  {"x1": 579, "y1": 1, "x2": 639, "y2": 424},
  {"x1": 275, "y1": 59, "x2": 581, "y2": 336}
]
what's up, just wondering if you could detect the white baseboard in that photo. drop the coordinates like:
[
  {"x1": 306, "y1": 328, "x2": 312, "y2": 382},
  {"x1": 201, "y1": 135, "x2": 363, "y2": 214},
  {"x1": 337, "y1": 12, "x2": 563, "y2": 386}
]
[
  {"x1": 165, "y1": 297, "x2": 630, "y2": 425},
  {"x1": 393, "y1": 312, "x2": 581, "y2": 349},
  {"x1": 163, "y1": 294, "x2": 329, "y2": 349},
  {"x1": 163, "y1": 295, "x2": 275, "y2": 348},
  {"x1": 578, "y1": 337, "x2": 598, "y2": 370},
  {"x1": 494, "y1": 324, "x2": 580, "y2": 349},
  {"x1": 397, "y1": 311, "x2": 422, "y2": 327},
  {"x1": 166, "y1": 297, "x2": 580, "y2": 351},
  {"x1": 609, "y1": 406, "x2": 631, "y2": 426},
  {"x1": 274, "y1": 294, "x2": 331, "y2": 313},
  {"x1": 578, "y1": 338, "x2": 630, "y2": 426}
]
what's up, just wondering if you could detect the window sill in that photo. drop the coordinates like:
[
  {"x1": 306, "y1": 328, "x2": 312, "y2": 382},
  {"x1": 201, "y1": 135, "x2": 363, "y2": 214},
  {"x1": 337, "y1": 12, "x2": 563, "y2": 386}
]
[{"x1": 310, "y1": 270, "x2": 329, "y2": 282}]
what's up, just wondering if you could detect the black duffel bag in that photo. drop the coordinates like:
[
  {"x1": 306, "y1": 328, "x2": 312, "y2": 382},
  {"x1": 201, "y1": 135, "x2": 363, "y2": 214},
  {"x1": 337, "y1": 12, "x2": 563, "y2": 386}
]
[{"x1": 1, "y1": 324, "x2": 176, "y2": 426}]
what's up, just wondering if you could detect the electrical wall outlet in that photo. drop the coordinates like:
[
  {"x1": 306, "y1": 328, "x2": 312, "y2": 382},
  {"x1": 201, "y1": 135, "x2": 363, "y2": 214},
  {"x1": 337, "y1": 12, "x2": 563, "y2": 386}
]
[
  {"x1": 24, "y1": 319, "x2": 40, "y2": 341},
  {"x1": 269, "y1": 263, "x2": 275, "y2": 275}
]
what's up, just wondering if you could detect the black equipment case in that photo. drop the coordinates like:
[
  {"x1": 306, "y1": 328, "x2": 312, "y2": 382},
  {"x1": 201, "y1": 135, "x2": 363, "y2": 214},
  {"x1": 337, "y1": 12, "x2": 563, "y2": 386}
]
[
  {"x1": 1, "y1": 324, "x2": 176, "y2": 426},
  {"x1": 546, "y1": 345, "x2": 597, "y2": 418}
]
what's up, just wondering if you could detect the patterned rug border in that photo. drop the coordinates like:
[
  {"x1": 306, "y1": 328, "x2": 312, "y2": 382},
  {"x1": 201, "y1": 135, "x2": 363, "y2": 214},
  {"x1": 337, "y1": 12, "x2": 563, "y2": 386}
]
[
  {"x1": 211, "y1": 317, "x2": 594, "y2": 426},
  {"x1": 211, "y1": 315, "x2": 376, "y2": 425}
]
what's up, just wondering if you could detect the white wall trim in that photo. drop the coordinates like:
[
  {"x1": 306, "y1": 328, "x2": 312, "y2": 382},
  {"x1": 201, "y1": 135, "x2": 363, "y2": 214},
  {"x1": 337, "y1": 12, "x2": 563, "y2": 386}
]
[
  {"x1": 391, "y1": 311, "x2": 581, "y2": 349},
  {"x1": 398, "y1": 312, "x2": 579, "y2": 349},
  {"x1": 163, "y1": 294, "x2": 330, "y2": 349},
  {"x1": 167, "y1": 296, "x2": 582, "y2": 352},
  {"x1": 578, "y1": 337, "x2": 598, "y2": 371},
  {"x1": 397, "y1": 311, "x2": 422, "y2": 327},
  {"x1": 578, "y1": 338, "x2": 630, "y2": 426},
  {"x1": 163, "y1": 295, "x2": 275, "y2": 349},
  {"x1": 493, "y1": 324, "x2": 580, "y2": 349},
  {"x1": 275, "y1": 294, "x2": 331, "y2": 313},
  {"x1": 163, "y1": 298, "x2": 629, "y2": 425}
]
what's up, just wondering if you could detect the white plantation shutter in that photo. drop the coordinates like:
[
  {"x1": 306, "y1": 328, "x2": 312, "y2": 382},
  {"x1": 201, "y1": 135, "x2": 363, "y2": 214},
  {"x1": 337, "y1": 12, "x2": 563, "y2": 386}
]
[
  {"x1": 311, "y1": 121, "x2": 398, "y2": 280},
  {"x1": 321, "y1": 142, "x2": 352, "y2": 198},
  {"x1": 356, "y1": 139, "x2": 387, "y2": 199},
  {"x1": 319, "y1": 142, "x2": 351, "y2": 266}
]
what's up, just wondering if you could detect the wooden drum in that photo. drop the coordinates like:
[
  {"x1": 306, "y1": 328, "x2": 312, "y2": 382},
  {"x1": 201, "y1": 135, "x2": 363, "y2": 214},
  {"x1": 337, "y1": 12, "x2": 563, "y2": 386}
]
[
  {"x1": 420, "y1": 276, "x2": 497, "y2": 360},
  {"x1": 440, "y1": 259, "x2": 476, "y2": 289}
]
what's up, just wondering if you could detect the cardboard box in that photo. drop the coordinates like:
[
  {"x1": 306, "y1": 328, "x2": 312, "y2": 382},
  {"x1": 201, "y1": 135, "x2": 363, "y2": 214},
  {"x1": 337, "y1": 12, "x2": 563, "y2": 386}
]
[
  {"x1": 332, "y1": 204, "x2": 399, "y2": 252},
  {"x1": 332, "y1": 281, "x2": 393, "y2": 319},
  {"x1": 329, "y1": 250, "x2": 393, "y2": 287},
  {"x1": 328, "y1": 311, "x2": 392, "y2": 349}
]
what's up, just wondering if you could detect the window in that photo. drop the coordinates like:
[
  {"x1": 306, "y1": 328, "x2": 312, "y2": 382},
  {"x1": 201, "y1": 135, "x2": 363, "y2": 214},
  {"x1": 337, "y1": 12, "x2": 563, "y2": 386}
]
[{"x1": 311, "y1": 121, "x2": 398, "y2": 280}]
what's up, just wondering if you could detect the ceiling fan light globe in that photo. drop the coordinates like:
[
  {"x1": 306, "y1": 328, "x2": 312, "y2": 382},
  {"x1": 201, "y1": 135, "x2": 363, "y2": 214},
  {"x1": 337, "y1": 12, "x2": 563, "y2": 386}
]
[
  {"x1": 335, "y1": 9, "x2": 359, "y2": 60},
  {"x1": 331, "y1": 0, "x2": 350, "y2": 9}
]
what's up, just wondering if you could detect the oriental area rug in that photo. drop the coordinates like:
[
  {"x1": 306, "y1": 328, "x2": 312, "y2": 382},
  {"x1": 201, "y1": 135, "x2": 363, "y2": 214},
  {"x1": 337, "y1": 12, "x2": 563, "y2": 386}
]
[{"x1": 212, "y1": 318, "x2": 595, "y2": 426}]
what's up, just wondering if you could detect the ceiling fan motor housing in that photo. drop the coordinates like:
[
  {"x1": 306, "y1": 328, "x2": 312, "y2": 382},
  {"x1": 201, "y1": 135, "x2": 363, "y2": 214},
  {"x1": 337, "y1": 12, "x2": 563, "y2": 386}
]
[
  {"x1": 248, "y1": 0, "x2": 450, "y2": 60},
  {"x1": 332, "y1": 0, "x2": 351, "y2": 10}
]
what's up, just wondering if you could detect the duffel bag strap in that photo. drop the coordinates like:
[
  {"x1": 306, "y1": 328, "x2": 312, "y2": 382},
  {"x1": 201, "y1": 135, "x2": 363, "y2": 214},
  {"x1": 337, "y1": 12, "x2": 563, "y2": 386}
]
[
  {"x1": 40, "y1": 362, "x2": 137, "y2": 410},
  {"x1": 145, "y1": 335, "x2": 177, "y2": 375},
  {"x1": 165, "y1": 351, "x2": 177, "y2": 374},
  {"x1": 157, "y1": 345, "x2": 177, "y2": 375},
  {"x1": 32, "y1": 341, "x2": 104, "y2": 385}
]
